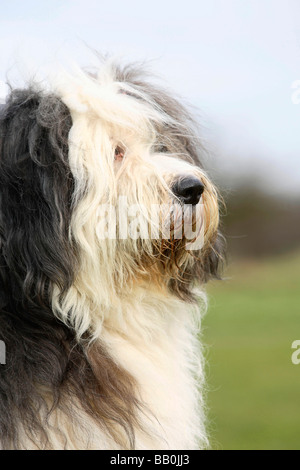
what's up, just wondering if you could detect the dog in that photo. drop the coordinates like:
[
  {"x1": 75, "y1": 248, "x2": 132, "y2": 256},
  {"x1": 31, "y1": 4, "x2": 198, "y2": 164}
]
[{"x1": 0, "y1": 59, "x2": 224, "y2": 450}]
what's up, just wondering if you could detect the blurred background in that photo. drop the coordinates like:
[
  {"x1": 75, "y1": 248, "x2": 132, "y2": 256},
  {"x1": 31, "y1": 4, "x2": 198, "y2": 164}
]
[{"x1": 1, "y1": 0, "x2": 299, "y2": 450}]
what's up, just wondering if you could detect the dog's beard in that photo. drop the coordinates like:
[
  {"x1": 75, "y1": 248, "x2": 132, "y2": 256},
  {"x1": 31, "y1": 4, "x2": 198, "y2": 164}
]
[
  {"x1": 165, "y1": 201, "x2": 205, "y2": 251},
  {"x1": 111, "y1": 198, "x2": 215, "y2": 297}
]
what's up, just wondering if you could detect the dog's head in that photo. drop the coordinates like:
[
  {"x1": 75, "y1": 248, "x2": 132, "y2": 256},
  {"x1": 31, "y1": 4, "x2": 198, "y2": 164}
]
[{"x1": 0, "y1": 60, "x2": 224, "y2": 338}]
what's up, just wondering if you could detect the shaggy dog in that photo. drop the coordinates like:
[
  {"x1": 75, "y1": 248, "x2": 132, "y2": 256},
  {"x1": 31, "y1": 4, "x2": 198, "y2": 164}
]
[{"x1": 0, "y1": 60, "x2": 224, "y2": 450}]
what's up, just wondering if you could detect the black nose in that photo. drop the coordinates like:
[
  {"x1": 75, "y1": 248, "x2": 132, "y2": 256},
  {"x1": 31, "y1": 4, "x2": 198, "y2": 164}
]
[{"x1": 172, "y1": 177, "x2": 204, "y2": 205}]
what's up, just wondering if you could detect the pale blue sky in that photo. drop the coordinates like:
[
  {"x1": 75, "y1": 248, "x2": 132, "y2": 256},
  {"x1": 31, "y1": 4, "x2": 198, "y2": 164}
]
[{"x1": 0, "y1": 0, "x2": 300, "y2": 195}]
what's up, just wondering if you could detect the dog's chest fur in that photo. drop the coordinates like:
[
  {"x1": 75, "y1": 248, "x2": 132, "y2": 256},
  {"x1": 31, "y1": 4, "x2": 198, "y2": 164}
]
[
  {"x1": 100, "y1": 288, "x2": 207, "y2": 450},
  {"x1": 16, "y1": 290, "x2": 206, "y2": 450}
]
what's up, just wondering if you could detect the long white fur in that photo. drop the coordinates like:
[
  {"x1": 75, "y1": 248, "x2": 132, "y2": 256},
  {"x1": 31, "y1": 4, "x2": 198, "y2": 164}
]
[{"x1": 48, "y1": 62, "x2": 217, "y2": 449}]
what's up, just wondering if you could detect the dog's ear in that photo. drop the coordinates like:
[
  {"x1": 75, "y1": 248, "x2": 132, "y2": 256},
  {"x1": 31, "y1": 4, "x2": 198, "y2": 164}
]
[{"x1": 0, "y1": 89, "x2": 76, "y2": 308}]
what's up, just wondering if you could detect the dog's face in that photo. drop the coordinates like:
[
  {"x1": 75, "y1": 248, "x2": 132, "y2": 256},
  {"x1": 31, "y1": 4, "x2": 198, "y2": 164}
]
[{"x1": 0, "y1": 61, "x2": 224, "y2": 337}]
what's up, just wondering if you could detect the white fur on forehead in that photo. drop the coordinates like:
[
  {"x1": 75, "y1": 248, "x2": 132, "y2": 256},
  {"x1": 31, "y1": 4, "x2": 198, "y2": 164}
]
[{"x1": 54, "y1": 62, "x2": 172, "y2": 138}]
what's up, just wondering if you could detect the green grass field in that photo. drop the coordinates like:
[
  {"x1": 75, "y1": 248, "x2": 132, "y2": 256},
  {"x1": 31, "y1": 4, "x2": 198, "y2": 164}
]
[{"x1": 203, "y1": 251, "x2": 300, "y2": 450}]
